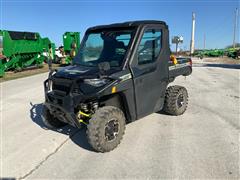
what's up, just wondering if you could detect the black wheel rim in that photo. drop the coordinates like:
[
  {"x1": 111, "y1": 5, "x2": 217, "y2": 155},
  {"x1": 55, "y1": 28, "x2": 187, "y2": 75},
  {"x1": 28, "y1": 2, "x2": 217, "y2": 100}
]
[
  {"x1": 105, "y1": 118, "x2": 119, "y2": 142},
  {"x1": 177, "y1": 93, "x2": 184, "y2": 108}
]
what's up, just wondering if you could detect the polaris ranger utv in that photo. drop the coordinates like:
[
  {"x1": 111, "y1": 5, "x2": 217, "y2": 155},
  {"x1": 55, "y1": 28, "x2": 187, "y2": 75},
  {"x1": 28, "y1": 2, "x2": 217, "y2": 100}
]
[{"x1": 43, "y1": 20, "x2": 192, "y2": 152}]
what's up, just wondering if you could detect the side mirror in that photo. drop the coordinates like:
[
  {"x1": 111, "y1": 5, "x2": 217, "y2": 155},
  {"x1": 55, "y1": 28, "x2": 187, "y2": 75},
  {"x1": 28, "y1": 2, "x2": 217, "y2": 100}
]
[{"x1": 98, "y1": 62, "x2": 110, "y2": 74}]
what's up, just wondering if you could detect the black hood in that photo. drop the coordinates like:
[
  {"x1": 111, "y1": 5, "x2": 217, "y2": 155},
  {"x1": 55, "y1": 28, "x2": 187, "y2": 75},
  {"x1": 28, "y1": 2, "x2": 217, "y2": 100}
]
[{"x1": 54, "y1": 65, "x2": 120, "y2": 79}]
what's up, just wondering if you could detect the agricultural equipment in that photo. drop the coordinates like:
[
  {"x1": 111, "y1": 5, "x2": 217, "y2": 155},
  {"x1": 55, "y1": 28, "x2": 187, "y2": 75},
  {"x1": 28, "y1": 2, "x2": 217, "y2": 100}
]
[
  {"x1": 225, "y1": 48, "x2": 240, "y2": 59},
  {"x1": 43, "y1": 20, "x2": 192, "y2": 152},
  {"x1": 41, "y1": 37, "x2": 56, "y2": 62},
  {"x1": 206, "y1": 49, "x2": 224, "y2": 57},
  {"x1": 0, "y1": 30, "x2": 52, "y2": 76},
  {"x1": 196, "y1": 49, "x2": 225, "y2": 58},
  {"x1": 55, "y1": 32, "x2": 80, "y2": 64},
  {"x1": 194, "y1": 48, "x2": 240, "y2": 59}
]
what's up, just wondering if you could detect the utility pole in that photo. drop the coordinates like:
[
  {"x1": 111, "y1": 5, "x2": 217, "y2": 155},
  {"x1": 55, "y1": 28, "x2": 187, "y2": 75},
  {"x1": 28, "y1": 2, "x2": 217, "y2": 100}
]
[
  {"x1": 203, "y1": 33, "x2": 206, "y2": 50},
  {"x1": 233, "y1": 8, "x2": 239, "y2": 48},
  {"x1": 190, "y1": 12, "x2": 196, "y2": 55}
]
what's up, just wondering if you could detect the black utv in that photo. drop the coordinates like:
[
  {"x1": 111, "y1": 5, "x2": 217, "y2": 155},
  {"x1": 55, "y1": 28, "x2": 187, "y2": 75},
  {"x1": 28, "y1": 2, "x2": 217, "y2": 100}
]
[{"x1": 43, "y1": 20, "x2": 192, "y2": 152}]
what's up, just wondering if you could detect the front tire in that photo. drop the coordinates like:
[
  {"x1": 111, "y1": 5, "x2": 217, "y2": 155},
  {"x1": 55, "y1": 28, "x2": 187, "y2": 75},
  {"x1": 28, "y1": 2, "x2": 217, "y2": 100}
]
[
  {"x1": 87, "y1": 106, "x2": 126, "y2": 152},
  {"x1": 163, "y1": 85, "x2": 188, "y2": 115},
  {"x1": 41, "y1": 105, "x2": 67, "y2": 129}
]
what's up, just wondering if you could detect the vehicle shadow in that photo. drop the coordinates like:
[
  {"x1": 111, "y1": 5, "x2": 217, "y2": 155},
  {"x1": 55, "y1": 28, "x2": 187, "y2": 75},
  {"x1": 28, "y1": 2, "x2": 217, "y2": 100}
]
[
  {"x1": 29, "y1": 102, "x2": 94, "y2": 152},
  {"x1": 194, "y1": 63, "x2": 240, "y2": 69},
  {"x1": 156, "y1": 109, "x2": 171, "y2": 116}
]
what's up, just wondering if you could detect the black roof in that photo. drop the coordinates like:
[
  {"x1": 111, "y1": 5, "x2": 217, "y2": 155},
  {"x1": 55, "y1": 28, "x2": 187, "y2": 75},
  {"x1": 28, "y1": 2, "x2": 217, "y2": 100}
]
[{"x1": 87, "y1": 20, "x2": 168, "y2": 31}]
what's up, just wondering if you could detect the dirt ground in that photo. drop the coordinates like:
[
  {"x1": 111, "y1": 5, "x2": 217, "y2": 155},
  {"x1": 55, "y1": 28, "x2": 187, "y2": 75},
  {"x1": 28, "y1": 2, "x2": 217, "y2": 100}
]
[
  {"x1": 193, "y1": 56, "x2": 240, "y2": 64},
  {"x1": 0, "y1": 64, "x2": 61, "y2": 82},
  {"x1": 1, "y1": 56, "x2": 239, "y2": 82}
]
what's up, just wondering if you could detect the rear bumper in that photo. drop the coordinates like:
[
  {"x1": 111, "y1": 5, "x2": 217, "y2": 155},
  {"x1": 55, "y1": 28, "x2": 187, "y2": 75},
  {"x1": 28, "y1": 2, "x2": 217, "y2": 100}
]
[
  {"x1": 169, "y1": 65, "x2": 192, "y2": 78},
  {"x1": 169, "y1": 57, "x2": 192, "y2": 79}
]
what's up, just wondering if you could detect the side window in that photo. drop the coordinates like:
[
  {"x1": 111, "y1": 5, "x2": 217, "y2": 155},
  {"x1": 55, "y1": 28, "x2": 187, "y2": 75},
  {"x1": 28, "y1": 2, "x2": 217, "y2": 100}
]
[{"x1": 137, "y1": 29, "x2": 162, "y2": 65}]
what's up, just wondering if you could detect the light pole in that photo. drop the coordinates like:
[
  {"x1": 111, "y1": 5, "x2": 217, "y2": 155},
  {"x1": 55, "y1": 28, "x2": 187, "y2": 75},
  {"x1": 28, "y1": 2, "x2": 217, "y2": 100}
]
[
  {"x1": 190, "y1": 12, "x2": 196, "y2": 55},
  {"x1": 233, "y1": 8, "x2": 239, "y2": 48}
]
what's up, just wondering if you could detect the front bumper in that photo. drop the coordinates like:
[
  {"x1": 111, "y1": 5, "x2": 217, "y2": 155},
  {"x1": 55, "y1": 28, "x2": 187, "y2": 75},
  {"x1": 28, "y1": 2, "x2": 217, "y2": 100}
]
[
  {"x1": 44, "y1": 78, "x2": 82, "y2": 128},
  {"x1": 43, "y1": 71, "x2": 118, "y2": 127}
]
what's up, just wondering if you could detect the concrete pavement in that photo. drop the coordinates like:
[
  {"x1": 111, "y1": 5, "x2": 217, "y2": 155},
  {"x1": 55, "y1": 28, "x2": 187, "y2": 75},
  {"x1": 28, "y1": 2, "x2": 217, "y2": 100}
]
[{"x1": 1, "y1": 66, "x2": 239, "y2": 179}]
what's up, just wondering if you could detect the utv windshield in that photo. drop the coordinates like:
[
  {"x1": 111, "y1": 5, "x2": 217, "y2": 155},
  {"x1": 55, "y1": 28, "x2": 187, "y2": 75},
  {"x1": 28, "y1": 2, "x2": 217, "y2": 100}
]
[{"x1": 74, "y1": 28, "x2": 135, "y2": 67}]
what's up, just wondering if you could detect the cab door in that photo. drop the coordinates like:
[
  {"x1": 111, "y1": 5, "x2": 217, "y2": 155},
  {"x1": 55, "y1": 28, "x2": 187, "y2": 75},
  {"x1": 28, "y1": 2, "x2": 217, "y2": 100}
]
[{"x1": 130, "y1": 25, "x2": 169, "y2": 119}]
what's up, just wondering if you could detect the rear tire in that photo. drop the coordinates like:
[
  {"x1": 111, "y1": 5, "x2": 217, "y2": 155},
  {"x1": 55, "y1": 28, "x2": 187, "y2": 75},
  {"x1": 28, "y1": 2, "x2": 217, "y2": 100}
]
[
  {"x1": 163, "y1": 85, "x2": 188, "y2": 115},
  {"x1": 42, "y1": 105, "x2": 67, "y2": 129},
  {"x1": 87, "y1": 106, "x2": 126, "y2": 152}
]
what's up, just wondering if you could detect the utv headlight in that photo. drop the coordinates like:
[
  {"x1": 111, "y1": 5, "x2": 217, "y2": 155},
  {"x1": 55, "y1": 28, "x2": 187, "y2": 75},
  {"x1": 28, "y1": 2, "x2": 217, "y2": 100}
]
[{"x1": 84, "y1": 78, "x2": 109, "y2": 87}]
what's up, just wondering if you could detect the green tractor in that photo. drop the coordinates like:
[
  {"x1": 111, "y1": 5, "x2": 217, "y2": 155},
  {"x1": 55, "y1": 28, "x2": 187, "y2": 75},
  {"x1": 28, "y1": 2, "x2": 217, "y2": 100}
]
[{"x1": 0, "y1": 30, "x2": 52, "y2": 76}]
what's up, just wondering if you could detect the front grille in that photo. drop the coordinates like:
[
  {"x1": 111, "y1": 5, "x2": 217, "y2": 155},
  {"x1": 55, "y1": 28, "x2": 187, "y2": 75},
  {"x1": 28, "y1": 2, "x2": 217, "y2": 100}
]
[
  {"x1": 47, "y1": 93, "x2": 63, "y2": 105},
  {"x1": 72, "y1": 87, "x2": 81, "y2": 94},
  {"x1": 52, "y1": 78, "x2": 72, "y2": 95},
  {"x1": 52, "y1": 83, "x2": 70, "y2": 93}
]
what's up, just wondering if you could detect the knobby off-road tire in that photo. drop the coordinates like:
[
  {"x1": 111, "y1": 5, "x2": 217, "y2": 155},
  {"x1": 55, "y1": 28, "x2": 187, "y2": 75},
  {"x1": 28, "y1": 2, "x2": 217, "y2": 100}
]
[
  {"x1": 87, "y1": 106, "x2": 126, "y2": 153},
  {"x1": 163, "y1": 85, "x2": 188, "y2": 116},
  {"x1": 42, "y1": 105, "x2": 67, "y2": 129}
]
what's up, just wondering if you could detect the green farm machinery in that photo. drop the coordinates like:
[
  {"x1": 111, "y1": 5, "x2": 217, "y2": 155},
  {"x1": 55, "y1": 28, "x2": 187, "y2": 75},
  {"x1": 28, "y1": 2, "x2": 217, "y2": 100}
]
[
  {"x1": 41, "y1": 37, "x2": 56, "y2": 60},
  {"x1": 194, "y1": 48, "x2": 240, "y2": 59},
  {"x1": 194, "y1": 49, "x2": 224, "y2": 59},
  {"x1": 0, "y1": 30, "x2": 54, "y2": 76},
  {"x1": 0, "y1": 30, "x2": 80, "y2": 76},
  {"x1": 225, "y1": 48, "x2": 240, "y2": 59},
  {"x1": 56, "y1": 32, "x2": 80, "y2": 64}
]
